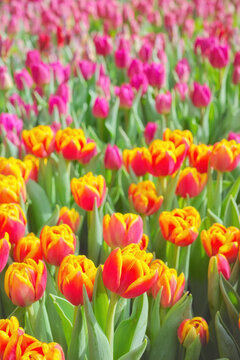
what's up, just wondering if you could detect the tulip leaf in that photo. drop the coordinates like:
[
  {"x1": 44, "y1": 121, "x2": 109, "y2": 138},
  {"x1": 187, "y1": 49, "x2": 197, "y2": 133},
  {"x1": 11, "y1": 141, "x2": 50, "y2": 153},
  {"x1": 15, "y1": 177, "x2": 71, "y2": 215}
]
[
  {"x1": 87, "y1": 199, "x2": 103, "y2": 265},
  {"x1": 26, "y1": 179, "x2": 52, "y2": 233},
  {"x1": 215, "y1": 311, "x2": 240, "y2": 360},
  {"x1": 83, "y1": 286, "x2": 112, "y2": 360},
  {"x1": 67, "y1": 305, "x2": 87, "y2": 360},
  {"x1": 8, "y1": 306, "x2": 25, "y2": 326},
  {"x1": 149, "y1": 291, "x2": 161, "y2": 344},
  {"x1": 208, "y1": 256, "x2": 220, "y2": 318},
  {"x1": 207, "y1": 209, "x2": 223, "y2": 225},
  {"x1": 184, "y1": 335, "x2": 202, "y2": 360},
  {"x1": 114, "y1": 293, "x2": 148, "y2": 360},
  {"x1": 34, "y1": 295, "x2": 53, "y2": 343},
  {"x1": 55, "y1": 154, "x2": 71, "y2": 207},
  {"x1": 221, "y1": 175, "x2": 240, "y2": 217},
  {"x1": 92, "y1": 266, "x2": 109, "y2": 332},
  {"x1": 37, "y1": 205, "x2": 60, "y2": 236},
  {"x1": 105, "y1": 97, "x2": 120, "y2": 144},
  {"x1": 117, "y1": 338, "x2": 147, "y2": 360},
  {"x1": 223, "y1": 196, "x2": 240, "y2": 228},
  {"x1": 149, "y1": 293, "x2": 192, "y2": 360}
]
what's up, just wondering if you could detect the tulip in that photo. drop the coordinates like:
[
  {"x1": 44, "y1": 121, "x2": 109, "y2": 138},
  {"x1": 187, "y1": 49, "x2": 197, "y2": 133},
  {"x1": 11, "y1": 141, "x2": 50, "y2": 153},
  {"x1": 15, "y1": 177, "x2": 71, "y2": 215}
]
[
  {"x1": 22, "y1": 125, "x2": 55, "y2": 158},
  {"x1": 4, "y1": 259, "x2": 47, "y2": 307},
  {"x1": 40, "y1": 224, "x2": 76, "y2": 266},
  {"x1": 0, "y1": 113, "x2": 23, "y2": 135},
  {"x1": 0, "y1": 157, "x2": 25, "y2": 179},
  {"x1": 55, "y1": 127, "x2": 96, "y2": 162},
  {"x1": 71, "y1": 172, "x2": 106, "y2": 211},
  {"x1": 48, "y1": 95, "x2": 67, "y2": 115},
  {"x1": 97, "y1": 75, "x2": 111, "y2": 99},
  {"x1": 77, "y1": 60, "x2": 97, "y2": 80},
  {"x1": 128, "y1": 181, "x2": 163, "y2": 215},
  {"x1": 144, "y1": 122, "x2": 158, "y2": 145},
  {"x1": 232, "y1": 66, "x2": 240, "y2": 85},
  {"x1": 104, "y1": 144, "x2": 122, "y2": 170},
  {"x1": 130, "y1": 73, "x2": 148, "y2": 94},
  {"x1": 13, "y1": 233, "x2": 42, "y2": 263},
  {"x1": 102, "y1": 245, "x2": 157, "y2": 298},
  {"x1": 209, "y1": 254, "x2": 231, "y2": 280},
  {"x1": 56, "y1": 82, "x2": 71, "y2": 103},
  {"x1": 139, "y1": 42, "x2": 152, "y2": 62},
  {"x1": 208, "y1": 44, "x2": 229, "y2": 69},
  {"x1": 175, "y1": 59, "x2": 190, "y2": 83},
  {"x1": 23, "y1": 155, "x2": 39, "y2": 182},
  {"x1": 103, "y1": 213, "x2": 143, "y2": 248},
  {"x1": 127, "y1": 58, "x2": 143, "y2": 78},
  {"x1": 0, "y1": 66, "x2": 12, "y2": 90},
  {"x1": 0, "y1": 233, "x2": 10, "y2": 272},
  {"x1": 174, "y1": 82, "x2": 188, "y2": 100},
  {"x1": 115, "y1": 48, "x2": 130, "y2": 69},
  {"x1": 159, "y1": 207, "x2": 201, "y2": 246},
  {"x1": 115, "y1": 84, "x2": 135, "y2": 109},
  {"x1": 228, "y1": 131, "x2": 240, "y2": 143},
  {"x1": 190, "y1": 82, "x2": 211, "y2": 108},
  {"x1": 25, "y1": 50, "x2": 41, "y2": 69},
  {"x1": 149, "y1": 140, "x2": 186, "y2": 176},
  {"x1": 31, "y1": 62, "x2": 50, "y2": 86},
  {"x1": 0, "y1": 203, "x2": 26, "y2": 244},
  {"x1": 92, "y1": 97, "x2": 109, "y2": 119},
  {"x1": 194, "y1": 36, "x2": 218, "y2": 58},
  {"x1": 144, "y1": 63, "x2": 165, "y2": 89},
  {"x1": 49, "y1": 61, "x2": 67, "y2": 84},
  {"x1": 0, "y1": 174, "x2": 26, "y2": 204},
  {"x1": 210, "y1": 139, "x2": 240, "y2": 172},
  {"x1": 57, "y1": 206, "x2": 81, "y2": 233},
  {"x1": 188, "y1": 144, "x2": 212, "y2": 173},
  {"x1": 58, "y1": 254, "x2": 97, "y2": 306},
  {"x1": 201, "y1": 223, "x2": 240, "y2": 263},
  {"x1": 123, "y1": 147, "x2": 152, "y2": 176},
  {"x1": 94, "y1": 34, "x2": 112, "y2": 56},
  {"x1": 176, "y1": 167, "x2": 207, "y2": 198},
  {"x1": 234, "y1": 51, "x2": 240, "y2": 67},
  {"x1": 0, "y1": 317, "x2": 24, "y2": 358},
  {"x1": 163, "y1": 128, "x2": 193, "y2": 153},
  {"x1": 14, "y1": 69, "x2": 33, "y2": 91},
  {"x1": 178, "y1": 317, "x2": 209, "y2": 347}
]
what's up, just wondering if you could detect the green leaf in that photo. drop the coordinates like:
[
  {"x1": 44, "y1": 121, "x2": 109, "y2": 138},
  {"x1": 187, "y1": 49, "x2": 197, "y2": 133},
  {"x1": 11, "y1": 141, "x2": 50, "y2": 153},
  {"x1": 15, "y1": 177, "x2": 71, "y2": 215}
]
[
  {"x1": 37, "y1": 205, "x2": 60, "y2": 236},
  {"x1": 117, "y1": 339, "x2": 147, "y2": 360},
  {"x1": 83, "y1": 286, "x2": 112, "y2": 360},
  {"x1": 67, "y1": 306, "x2": 87, "y2": 360},
  {"x1": 207, "y1": 209, "x2": 223, "y2": 225},
  {"x1": 92, "y1": 267, "x2": 109, "y2": 332},
  {"x1": 215, "y1": 311, "x2": 240, "y2": 360},
  {"x1": 87, "y1": 199, "x2": 103, "y2": 265},
  {"x1": 105, "y1": 97, "x2": 120, "y2": 144},
  {"x1": 55, "y1": 154, "x2": 71, "y2": 207},
  {"x1": 184, "y1": 335, "x2": 202, "y2": 360},
  {"x1": 148, "y1": 291, "x2": 161, "y2": 344},
  {"x1": 221, "y1": 176, "x2": 240, "y2": 217},
  {"x1": 208, "y1": 257, "x2": 220, "y2": 318},
  {"x1": 114, "y1": 294, "x2": 148, "y2": 360},
  {"x1": 223, "y1": 196, "x2": 240, "y2": 227},
  {"x1": 34, "y1": 295, "x2": 53, "y2": 343}
]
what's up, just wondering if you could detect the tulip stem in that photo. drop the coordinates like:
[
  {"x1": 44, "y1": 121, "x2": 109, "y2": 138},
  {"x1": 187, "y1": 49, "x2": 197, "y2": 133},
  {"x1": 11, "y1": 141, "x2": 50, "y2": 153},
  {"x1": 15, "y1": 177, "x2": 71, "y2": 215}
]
[
  {"x1": 105, "y1": 292, "x2": 119, "y2": 356},
  {"x1": 173, "y1": 244, "x2": 180, "y2": 271},
  {"x1": 215, "y1": 171, "x2": 223, "y2": 217}
]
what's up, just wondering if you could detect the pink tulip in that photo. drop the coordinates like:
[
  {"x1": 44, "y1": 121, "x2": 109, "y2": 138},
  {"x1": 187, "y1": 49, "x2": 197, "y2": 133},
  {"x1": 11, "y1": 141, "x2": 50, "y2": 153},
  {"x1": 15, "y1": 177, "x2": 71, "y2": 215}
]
[
  {"x1": 0, "y1": 66, "x2": 12, "y2": 90},
  {"x1": 25, "y1": 50, "x2": 41, "y2": 68},
  {"x1": 49, "y1": 95, "x2": 67, "y2": 115},
  {"x1": 104, "y1": 144, "x2": 122, "y2": 170},
  {"x1": 130, "y1": 73, "x2": 148, "y2": 95},
  {"x1": 94, "y1": 34, "x2": 112, "y2": 56},
  {"x1": 174, "y1": 82, "x2": 188, "y2": 101},
  {"x1": 228, "y1": 132, "x2": 240, "y2": 143},
  {"x1": 115, "y1": 84, "x2": 135, "y2": 109},
  {"x1": 144, "y1": 63, "x2": 165, "y2": 89},
  {"x1": 208, "y1": 44, "x2": 229, "y2": 69},
  {"x1": 127, "y1": 58, "x2": 143, "y2": 78},
  {"x1": 139, "y1": 42, "x2": 153, "y2": 62},
  {"x1": 115, "y1": 48, "x2": 130, "y2": 69},
  {"x1": 14, "y1": 69, "x2": 33, "y2": 91},
  {"x1": 78, "y1": 60, "x2": 97, "y2": 80},
  {"x1": 175, "y1": 59, "x2": 190, "y2": 83},
  {"x1": 31, "y1": 62, "x2": 50, "y2": 86},
  {"x1": 144, "y1": 122, "x2": 158, "y2": 145},
  {"x1": 232, "y1": 66, "x2": 240, "y2": 85},
  {"x1": 191, "y1": 82, "x2": 211, "y2": 108},
  {"x1": 92, "y1": 97, "x2": 109, "y2": 118},
  {"x1": 155, "y1": 91, "x2": 172, "y2": 114}
]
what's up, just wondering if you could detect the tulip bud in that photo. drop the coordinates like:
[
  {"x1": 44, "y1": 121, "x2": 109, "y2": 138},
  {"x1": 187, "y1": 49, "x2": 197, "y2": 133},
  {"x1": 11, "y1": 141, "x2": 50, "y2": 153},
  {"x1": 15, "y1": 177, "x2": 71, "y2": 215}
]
[
  {"x1": 130, "y1": 73, "x2": 148, "y2": 95},
  {"x1": 115, "y1": 84, "x2": 135, "y2": 109},
  {"x1": 115, "y1": 48, "x2": 130, "y2": 69},
  {"x1": 232, "y1": 66, "x2": 240, "y2": 85},
  {"x1": 191, "y1": 82, "x2": 211, "y2": 108},
  {"x1": 188, "y1": 144, "x2": 213, "y2": 173},
  {"x1": 25, "y1": 50, "x2": 41, "y2": 69},
  {"x1": 144, "y1": 122, "x2": 158, "y2": 145},
  {"x1": 57, "y1": 206, "x2": 81, "y2": 233},
  {"x1": 208, "y1": 44, "x2": 229, "y2": 69},
  {"x1": 31, "y1": 62, "x2": 50, "y2": 86},
  {"x1": 48, "y1": 95, "x2": 67, "y2": 115},
  {"x1": 174, "y1": 82, "x2": 188, "y2": 101},
  {"x1": 0, "y1": 203, "x2": 26, "y2": 245},
  {"x1": 176, "y1": 167, "x2": 207, "y2": 198},
  {"x1": 92, "y1": 97, "x2": 109, "y2": 119},
  {"x1": 104, "y1": 144, "x2": 122, "y2": 170},
  {"x1": 175, "y1": 59, "x2": 190, "y2": 83},
  {"x1": 127, "y1": 58, "x2": 143, "y2": 78},
  {"x1": 78, "y1": 60, "x2": 96, "y2": 80},
  {"x1": 155, "y1": 91, "x2": 172, "y2": 114},
  {"x1": 13, "y1": 233, "x2": 42, "y2": 263},
  {"x1": 94, "y1": 34, "x2": 112, "y2": 56},
  {"x1": 139, "y1": 42, "x2": 152, "y2": 62},
  {"x1": 14, "y1": 69, "x2": 33, "y2": 91},
  {"x1": 144, "y1": 63, "x2": 165, "y2": 89},
  {"x1": 0, "y1": 67, "x2": 12, "y2": 90},
  {"x1": 178, "y1": 317, "x2": 209, "y2": 347},
  {"x1": 209, "y1": 254, "x2": 231, "y2": 280},
  {"x1": 210, "y1": 139, "x2": 240, "y2": 172}
]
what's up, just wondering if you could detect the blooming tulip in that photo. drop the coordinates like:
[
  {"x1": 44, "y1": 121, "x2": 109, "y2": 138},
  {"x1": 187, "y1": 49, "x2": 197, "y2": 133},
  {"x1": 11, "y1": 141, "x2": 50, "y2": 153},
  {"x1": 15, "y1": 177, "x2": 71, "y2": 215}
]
[
  {"x1": 104, "y1": 144, "x2": 122, "y2": 170},
  {"x1": 127, "y1": 58, "x2": 143, "y2": 78},
  {"x1": 208, "y1": 44, "x2": 229, "y2": 69},
  {"x1": 178, "y1": 317, "x2": 209, "y2": 347},
  {"x1": 191, "y1": 82, "x2": 211, "y2": 108},
  {"x1": 0, "y1": 233, "x2": 10, "y2": 272},
  {"x1": 128, "y1": 181, "x2": 163, "y2": 215},
  {"x1": 71, "y1": 172, "x2": 106, "y2": 211},
  {"x1": 25, "y1": 50, "x2": 41, "y2": 69},
  {"x1": 13, "y1": 233, "x2": 42, "y2": 263},
  {"x1": 40, "y1": 224, "x2": 76, "y2": 266},
  {"x1": 0, "y1": 203, "x2": 26, "y2": 244},
  {"x1": 31, "y1": 62, "x2": 50, "y2": 86},
  {"x1": 115, "y1": 48, "x2": 130, "y2": 69},
  {"x1": 130, "y1": 73, "x2": 148, "y2": 94},
  {"x1": 48, "y1": 95, "x2": 67, "y2": 115},
  {"x1": 23, "y1": 155, "x2": 39, "y2": 182},
  {"x1": 188, "y1": 144, "x2": 212, "y2": 173},
  {"x1": 58, "y1": 254, "x2": 97, "y2": 306},
  {"x1": 0, "y1": 174, "x2": 26, "y2": 204},
  {"x1": 22, "y1": 125, "x2": 55, "y2": 158},
  {"x1": 176, "y1": 167, "x2": 207, "y2": 198},
  {"x1": 163, "y1": 128, "x2": 193, "y2": 153},
  {"x1": 94, "y1": 34, "x2": 112, "y2": 56},
  {"x1": 92, "y1": 97, "x2": 109, "y2": 118},
  {"x1": 57, "y1": 206, "x2": 80, "y2": 233},
  {"x1": 78, "y1": 60, "x2": 96, "y2": 80},
  {"x1": 115, "y1": 84, "x2": 135, "y2": 109},
  {"x1": 123, "y1": 147, "x2": 152, "y2": 176},
  {"x1": 4, "y1": 259, "x2": 47, "y2": 307},
  {"x1": 210, "y1": 139, "x2": 240, "y2": 172},
  {"x1": 0, "y1": 317, "x2": 24, "y2": 358},
  {"x1": 144, "y1": 63, "x2": 165, "y2": 89},
  {"x1": 175, "y1": 59, "x2": 190, "y2": 83}
]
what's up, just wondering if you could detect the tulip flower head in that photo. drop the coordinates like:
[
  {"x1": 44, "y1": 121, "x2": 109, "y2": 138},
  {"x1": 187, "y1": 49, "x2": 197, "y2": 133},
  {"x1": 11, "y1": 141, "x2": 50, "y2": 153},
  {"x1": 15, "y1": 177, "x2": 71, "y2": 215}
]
[
  {"x1": 0, "y1": 233, "x2": 10, "y2": 272},
  {"x1": 155, "y1": 91, "x2": 172, "y2": 114},
  {"x1": 178, "y1": 317, "x2": 209, "y2": 347},
  {"x1": 0, "y1": 174, "x2": 26, "y2": 204},
  {"x1": 0, "y1": 316, "x2": 24, "y2": 358},
  {"x1": 57, "y1": 207, "x2": 81, "y2": 233},
  {"x1": 13, "y1": 233, "x2": 42, "y2": 263},
  {"x1": 22, "y1": 125, "x2": 55, "y2": 158},
  {"x1": 0, "y1": 203, "x2": 26, "y2": 244},
  {"x1": 176, "y1": 167, "x2": 207, "y2": 198},
  {"x1": 159, "y1": 207, "x2": 201, "y2": 246},
  {"x1": 92, "y1": 97, "x2": 109, "y2": 119},
  {"x1": 209, "y1": 254, "x2": 231, "y2": 280},
  {"x1": 189, "y1": 144, "x2": 213, "y2": 173},
  {"x1": 128, "y1": 181, "x2": 163, "y2": 215},
  {"x1": 115, "y1": 84, "x2": 135, "y2": 109},
  {"x1": 208, "y1": 44, "x2": 229, "y2": 69},
  {"x1": 144, "y1": 122, "x2": 158, "y2": 145},
  {"x1": 104, "y1": 144, "x2": 122, "y2": 170},
  {"x1": 210, "y1": 139, "x2": 240, "y2": 172},
  {"x1": 163, "y1": 128, "x2": 193, "y2": 154},
  {"x1": 123, "y1": 147, "x2": 152, "y2": 176},
  {"x1": 191, "y1": 82, "x2": 211, "y2": 108},
  {"x1": 4, "y1": 259, "x2": 47, "y2": 307},
  {"x1": 58, "y1": 254, "x2": 97, "y2": 306}
]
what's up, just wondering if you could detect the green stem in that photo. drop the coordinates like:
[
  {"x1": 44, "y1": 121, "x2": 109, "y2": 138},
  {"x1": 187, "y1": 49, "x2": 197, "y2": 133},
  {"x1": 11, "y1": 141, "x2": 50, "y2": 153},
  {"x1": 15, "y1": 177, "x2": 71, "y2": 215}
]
[
  {"x1": 215, "y1": 171, "x2": 223, "y2": 217},
  {"x1": 105, "y1": 292, "x2": 119, "y2": 355},
  {"x1": 142, "y1": 215, "x2": 149, "y2": 237},
  {"x1": 173, "y1": 244, "x2": 181, "y2": 271}
]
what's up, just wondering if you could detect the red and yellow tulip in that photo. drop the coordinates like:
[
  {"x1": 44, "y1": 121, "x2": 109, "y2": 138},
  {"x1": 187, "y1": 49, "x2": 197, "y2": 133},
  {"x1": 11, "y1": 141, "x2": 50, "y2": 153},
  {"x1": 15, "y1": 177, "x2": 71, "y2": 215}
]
[
  {"x1": 22, "y1": 125, "x2": 55, "y2": 158},
  {"x1": 210, "y1": 139, "x2": 240, "y2": 172},
  {"x1": 0, "y1": 233, "x2": 10, "y2": 272},
  {"x1": 163, "y1": 128, "x2": 193, "y2": 153},
  {"x1": 13, "y1": 233, "x2": 42, "y2": 263},
  {"x1": 57, "y1": 206, "x2": 81, "y2": 233},
  {"x1": 123, "y1": 147, "x2": 152, "y2": 176},
  {"x1": 178, "y1": 317, "x2": 209, "y2": 346},
  {"x1": 0, "y1": 174, "x2": 26, "y2": 204},
  {"x1": 128, "y1": 181, "x2": 163, "y2": 215},
  {"x1": 0, "y1": 203, "x2": 26, "y2": 244},
  {"x1": 176, "y1": 167, "x2": 207, "y2": 198},
  {"x1": 188, "y1": 144, "x2": 212, "y2": 173}
]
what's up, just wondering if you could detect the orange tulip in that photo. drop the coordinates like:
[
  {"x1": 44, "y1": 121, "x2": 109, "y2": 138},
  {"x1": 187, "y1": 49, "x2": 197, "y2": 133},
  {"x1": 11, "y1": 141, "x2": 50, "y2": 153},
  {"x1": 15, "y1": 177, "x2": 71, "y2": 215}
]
[
  {"x1": 123, "y1": 147, "x2": 152, "y2": 176},
  {"x1": 178, "y1": 317, "x2": 209, "y2": 346},
  {"x1": 103, "y1": 213, "x2": 143, "y2": 248},
  {"x1": 4, "y1": 259, "x2": 47, "y2": 307},
  {"x1": 22, "y1": 125, "x2": 55, "y2": 158},
  {"x1": 0, "y1": 233, "x2": 10, "y2": 272},
  {"x1": 71, "y1": 172, "x2": 106, "y2": 211},
  {"x1": 149, "y1": 140, "x2": 186, "y2": 176},
  {"x1": 0, "y1": 157, "x2": 26, "y2": 179},
  {"x1": 176, "y1": 167, "x2": 207, "y2": 198},
  {"x1": 188, "y1": 144, "x2": 212, "y2": 173},
  {"x1": 40, "y1": 224, "x2": 76, "y2": 266},
  {"x1": 210, "y1": 139, "x2": 240, "y2": 172},
  {"x1": 58, "y1": 254, "x2": 97, "y2": 306},
  {"x1": 201, "y1": 223, "x2": 240, "y2": 263},
  {"x1": 23, "y1": 154, "x2": 39, "y2": 182},
  {"x1": 128, "y1": 181, "x2": 163, "y2": 215},
  {"x1": 163, "y1": 128, "x2": 193, "y2": 153},
  {"x1": 0, "y1": 174, "x2": 26, "y2": 204},
  {"x1": 57, "y1": 206, "x2": 81, "y2": 233},
  {"x1": 0, "y1": 203, "x2": 26, "y2": 244},
  {"x1": 159, "y1": 207, "x2": 201, "y2": 246},
  {"x1": 55, "y1": 127, "x2": 97, "y2": 162},
  {"x1": 0, "y1": 316, "x2": 24, "y2": 358},
  {"x1": 13, "y1": 233, "x2": 42, "y2": 263},
  {"x1": 102, "y1": 244, "x2": 157, "y2": 298}
]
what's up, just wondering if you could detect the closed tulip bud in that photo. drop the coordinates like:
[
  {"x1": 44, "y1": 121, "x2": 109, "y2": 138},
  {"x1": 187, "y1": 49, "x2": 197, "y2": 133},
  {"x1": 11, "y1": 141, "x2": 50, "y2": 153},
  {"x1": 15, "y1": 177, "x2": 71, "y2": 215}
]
[
  {"x1": 127, "y1": 58, "x2": 143, "y2": 78},
  {"x1": 115, "y1": 48, "x2": 130, "y2": 69},
  {"x1": 22, "y1": 125, "x2": 55, "y2": 158},
  {"x1": 176, "y1": 167, "x2": 207, "y2": 198},
  {"x1": 0, "y1": 203, "x2": 26, "y2": 244},
  {"x1": 188, "y1": 144, "x2": 212, "y2": 173},
  {"x1": 0, "y1": 233, "x2": 10, "y2": 272},
  {"x1": 103, "y1": 213, "x2": 143, "y2": 248},
  {"x1": 208, "y1": 44, "x2": 229, "y2": 69},
  {"x1": 209, "y1": 254, "x2": 231, "y2": 280},
  {"x1": 0, "y1": 316, "x2": 24, "y2": 357},
  {"x1": 144, "y1": 122, "x2": 158, "y2": 145},
  {"x1": 232, "y1": 66, "x2": 240, "y2": 85},
  {"x1": 115, "y1": 84, "x2": 135, "y2": 109},
  {"x1": 178, "y1": 317, "x2": 209, "y2": 347},
  {"x1": 201, "y1": 223, "x2": 240, "y2": 263},
  {"x1": 57, "y1": 207, "x2": 81, "y2": 233},
  {"x1": 58, "y1": 254, "x2": 97, "y2": 306},
  {"x1": 31, "y1": 62, "x2": 50, "y2": 86},
  {"x1": 94, "y1": 34, "x2": 112, "y2": 56},
  {"x1": 175, "y1": 59, "x2": 190, "y2": 83},
  {"x1": 78, "y1": 60, "x2": 97, "y2": 80},
  {"x1": 163, "y1": 128, "x2": 193, "y2": 154},
  {"x1": 102, "y1": 245, "x2": 157, "y2": 298},
  {"x1": 210, "y1": 139, "x2": 240, "y2": 172},
  {"x1": 123, "y1": 147, "x2": 152, "y2": 176},
  {"x1": 92, "y1": 97, "x2": 109, "y2": 119},
  {"x1": 139, "y1": 42, "x2": 152, "y2": 62},
  {"x1": 234, "y1": 51, "x2": 240, "y2": 67},
  {"x1": 49, "y1": 95, "x2": 67, "y2": 115},
  {"x1": 155, "y1": 91, "x2": 172, "y2": 114},
  {"x1": 130, "y1": 73, "x2": 148, "y2": 95},
  {"x1": 159, "y1": 207, "x2": 201, "y2": 247},
  {"x1": 40, "y1": 224, "x2": 76, "y2": 266},
  {"x1": 174, "y1": 82, "x2": 188, "y2": 101},
  {"x1": 144, "y1": 63, "x2": 165, "y2": 89},
  {"x1": 191, "y1": 82, "x2": 211, "y2": 108},
  {"x1": 128, "y1": 181, "x2": 163, "y2": 216},
  {"x1": 25, "y1": 50, "x2": 41, "y2": 69},
  {"x1": 0, "y1": 66, "x2": 12, "y2": 90},
  {"x1": 13, "y1": 233, "x2": 42, "y2": 263},
  {"x1": 14, "y1": 69, "x2": 33, "y2": 91},
  {"x1": 56, "y1": 83, "x2": 71, "y2": 103},
  {"x1": 71, "y1": 172, "x2": 106, "y2": 211},
  {"x1": 149, "y1": 140, "x2": 186, "y2": 176},
  {"x1": 104, "y1": 144, "x2": 122, "y2": 170},
  {"x1": 4, "y1": 259, "x2": 47, "y2": 307}
]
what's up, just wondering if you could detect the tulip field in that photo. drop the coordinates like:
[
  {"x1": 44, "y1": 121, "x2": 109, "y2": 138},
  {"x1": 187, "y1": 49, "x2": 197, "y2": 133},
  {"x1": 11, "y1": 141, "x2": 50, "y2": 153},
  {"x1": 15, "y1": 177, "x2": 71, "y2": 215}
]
[{"x1": 1, "y1": 0, "x2": 240, "y2": 359}]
